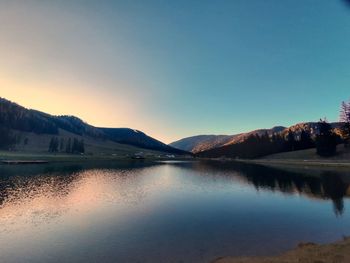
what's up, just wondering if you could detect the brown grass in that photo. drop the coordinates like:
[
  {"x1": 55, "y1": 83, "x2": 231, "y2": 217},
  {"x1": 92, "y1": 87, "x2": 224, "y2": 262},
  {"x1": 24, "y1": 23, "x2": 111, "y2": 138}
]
[{"x1": 212, "y1": 237, "x2": 350, "y2": 263}]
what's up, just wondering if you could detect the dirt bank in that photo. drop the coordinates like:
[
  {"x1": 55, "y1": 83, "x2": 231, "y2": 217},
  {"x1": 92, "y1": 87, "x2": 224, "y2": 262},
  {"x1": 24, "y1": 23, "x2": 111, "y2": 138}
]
[{"x1": 213, "y1": 237, "x2": 350, "y2": 263}]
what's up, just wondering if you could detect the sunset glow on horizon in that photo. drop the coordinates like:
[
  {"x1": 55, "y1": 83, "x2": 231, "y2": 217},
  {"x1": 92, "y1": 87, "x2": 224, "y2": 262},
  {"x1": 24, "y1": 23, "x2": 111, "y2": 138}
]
[{"x1": 1, "y1": 0, "x2": 350, "y2": 143}]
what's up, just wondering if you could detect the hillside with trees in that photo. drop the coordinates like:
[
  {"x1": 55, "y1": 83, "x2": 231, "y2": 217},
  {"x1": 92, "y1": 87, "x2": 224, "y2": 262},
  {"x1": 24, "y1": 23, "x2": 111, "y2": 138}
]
[
  {"x1": 170, "y1": 124, "x2": 342, "y2": 154},
  {"x1": 0, "y1": 97, "x2": 187, "y2": 155},
  {"x1": 196, "y1": 100, "x2": 350, "y2": 159},
  {"x1": 196, "y1": 129, "x2": 317, "y2": 159}
]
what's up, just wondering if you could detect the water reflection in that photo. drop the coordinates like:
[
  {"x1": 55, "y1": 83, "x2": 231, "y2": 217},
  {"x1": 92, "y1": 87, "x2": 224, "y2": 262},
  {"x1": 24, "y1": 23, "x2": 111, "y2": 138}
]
[
  {"x1": 1, "y1": 161, "x2": 349, "y2": 225},
  {"x1": 0, "y1": 161, "x2": 160, "y2": 232},
  {"x1": 0, "y1": 160, "x2": 349, "y2": 263},
  {"x1": 179, "y1": 161, "x2": 350, "y2": 216}
]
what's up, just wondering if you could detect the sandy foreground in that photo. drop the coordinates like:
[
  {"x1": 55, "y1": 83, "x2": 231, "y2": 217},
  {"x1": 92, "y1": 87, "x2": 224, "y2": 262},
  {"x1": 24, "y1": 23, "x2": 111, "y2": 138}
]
[{"x1": 212, "y1": 237, "x2": 350, "y2": 263}]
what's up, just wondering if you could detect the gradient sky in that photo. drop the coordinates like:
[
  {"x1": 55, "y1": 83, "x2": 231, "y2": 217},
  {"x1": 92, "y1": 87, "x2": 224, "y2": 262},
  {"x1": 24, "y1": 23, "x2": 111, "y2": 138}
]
[{"x1": 1, "y1": 0, "x2": 350, "y2": 143}]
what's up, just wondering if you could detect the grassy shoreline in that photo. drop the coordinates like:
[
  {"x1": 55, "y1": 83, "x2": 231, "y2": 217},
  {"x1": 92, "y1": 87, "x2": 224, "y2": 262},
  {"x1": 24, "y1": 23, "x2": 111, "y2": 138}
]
[
  {"x1": 0, "y1": 150, "x2": 193, "y2": 164},
  {"x1": 237, "y1": 158, "x2": 350, "y2": 168},
  {"x1": 1, "y1": 149, "x2": 349, "y2": 169},
  {"x1": 212, "y1": 237, "x2": 350, "y2": 263},
  {"x1": 228, "y1": 146, "x2": 350, "y2": 169}
]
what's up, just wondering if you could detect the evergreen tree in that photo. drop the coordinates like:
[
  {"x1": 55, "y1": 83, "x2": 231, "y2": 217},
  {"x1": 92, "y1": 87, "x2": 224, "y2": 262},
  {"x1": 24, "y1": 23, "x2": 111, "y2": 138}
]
[
  {"x1": 72, "y1": 138, "x2": 79, "y2": 153},
  {"x1": 79, "y1": 139, "x2": 85, "y2": 154},
  {"x1": 315, "y1": 119, "x2": 337, "y2": 157},
  {"x1": 286, "y1": 131, "x2": 296, "y2": 151},
  {"x1": 60, "y1": 138, "x2": 64, "y2": 152},
  {"x1": 66, "y1": 138, "x2": 72, "y2": 153},
  {"x1": 48, "y1": 138, "x2": 53, "y2": 152},
  {"x1": 299, "y1": 130, "x2": 314, "y2": 150},
  {"x1": 0, "y1": 128, "x2": 15, "y2": 149},
  {"x1": 69, "y1": 138, "x2": 85, "y2": 154},
  {"x1": 48, "y1": 137, "x2": 59, "y2": 152}
]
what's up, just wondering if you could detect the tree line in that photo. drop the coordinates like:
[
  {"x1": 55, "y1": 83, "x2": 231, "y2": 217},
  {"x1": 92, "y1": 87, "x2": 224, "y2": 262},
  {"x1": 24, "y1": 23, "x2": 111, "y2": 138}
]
[
  {"x1": 197, "y1": 129, "x2": 315, "y2": 159},
  {"x1": 49, "y1": 137, "x2": 85, "y2": 154},
  {"x1": 198, "y1": 99, "x2": 350, "y2": 159},
  {"x1": 0, "y1": 128, "x2": 16, "y2": 149},
  {"x1": 316, "y1": 98, "x2": 350, "y2": 156},
  {"x1": 0, "y1": 98, "x2": 104, "y2": 138},
  {"x1": 0, "y1": 98, "x2": 58, "y2": 134}
]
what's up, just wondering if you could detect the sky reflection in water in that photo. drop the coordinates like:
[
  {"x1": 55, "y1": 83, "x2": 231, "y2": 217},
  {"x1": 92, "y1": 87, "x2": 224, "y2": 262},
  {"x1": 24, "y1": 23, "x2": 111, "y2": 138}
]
[{"x1": 0, "y1": 161, "x2": 350, "y2": 263}]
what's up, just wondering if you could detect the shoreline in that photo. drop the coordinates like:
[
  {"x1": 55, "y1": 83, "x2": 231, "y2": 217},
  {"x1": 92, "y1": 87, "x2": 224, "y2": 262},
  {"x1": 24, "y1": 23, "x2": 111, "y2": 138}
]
[
  {"x1": 212, "y1": 237, "x2": 350, "y2": 263},
  {"x1": 236, "y1": 158, "x2": 350, "y2": 168},
  {"x1": 0, "y1": 150, "x2": 194, "y2": 164},
  {"x1": 1, "y1": 150, "x2": 349, "y2": 169}
]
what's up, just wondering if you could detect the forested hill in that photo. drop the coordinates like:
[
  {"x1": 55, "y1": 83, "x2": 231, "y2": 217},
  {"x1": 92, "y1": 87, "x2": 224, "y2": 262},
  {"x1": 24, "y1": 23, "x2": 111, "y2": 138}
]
[
  {"x1": 0, "y1": 98, "x2": 102, "y2": 137},
  {"x1": 0, "y1": 97, "x2": 187, "y2": 154},
  {"x1": 99, "y1": 128, "x2": 186, "y2": 154},
  {"x1": 170, "y1": 126, "x2": 286, "y2": 153},
  {"x1": 171, "y1": 123, "x2": 343, "y2": 155},
  {"x1": 195, "y1": 122, "x2": 343, "y2": 159}
]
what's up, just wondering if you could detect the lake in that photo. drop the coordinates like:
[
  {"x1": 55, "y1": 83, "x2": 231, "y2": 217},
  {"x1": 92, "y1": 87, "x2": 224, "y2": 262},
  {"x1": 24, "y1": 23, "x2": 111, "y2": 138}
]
[{"x1": 0, "y1": 160, "x2": 350, "y2": 263}]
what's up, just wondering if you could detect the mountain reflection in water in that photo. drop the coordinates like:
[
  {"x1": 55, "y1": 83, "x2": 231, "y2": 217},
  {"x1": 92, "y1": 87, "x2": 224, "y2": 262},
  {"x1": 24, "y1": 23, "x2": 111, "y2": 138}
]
[
  {"x1": 176, "y1": 161, "x2": 350, "y2": 216},
  {"x1": 0, "y1": 160, "x2": 349, "y2": 263}
]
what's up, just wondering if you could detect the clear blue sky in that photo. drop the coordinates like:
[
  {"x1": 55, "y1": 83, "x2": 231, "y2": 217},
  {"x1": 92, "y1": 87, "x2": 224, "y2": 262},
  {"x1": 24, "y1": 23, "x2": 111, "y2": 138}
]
[{"x1": 1, "y1": 0, "x2": 350, "y2": 143}]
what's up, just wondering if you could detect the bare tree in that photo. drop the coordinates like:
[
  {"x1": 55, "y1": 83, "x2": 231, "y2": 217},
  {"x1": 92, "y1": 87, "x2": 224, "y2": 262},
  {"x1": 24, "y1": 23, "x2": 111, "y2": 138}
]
[
  {"x1": 340, "y1": 100, "x2": 350, "y2": 123},
  {"x1": 340, "y1": 100, "x2": 350, "y2": 147}
]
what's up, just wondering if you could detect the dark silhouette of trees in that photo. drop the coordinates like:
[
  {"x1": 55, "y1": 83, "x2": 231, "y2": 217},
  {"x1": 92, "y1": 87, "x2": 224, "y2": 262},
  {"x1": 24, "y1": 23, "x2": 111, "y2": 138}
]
[
  {"x1": 80, "y1": 139, "x2": 85, "y2": 153},
  {"x1": 71, "y1": 138, "x2": 85, "y2": 154},
  {"x1": 340, "y1": 100, "x2": 350, "y2": 147},
  {"x1": 286, "y1": 131, "x2": 296, "y2": 151},
  {"x1": 298, "y1": 130, "x2": 314, "y2": 150},
  {"x1": 66, "y1": 138, "x2": 72, "y2": 153},
  {"x1": 77, "y1": 139, "x2": 85, "y2": 154},
  {"x1": 197, "y1": 161, "x2": 348, "y2": 215},
  {"x1": 64, "y1": 138, "x2": 85, "y2": 154},
  {"x1": 48, "y1": 137, "x2": 59, "y2": 152},
  {"x1": 0, "y1": 128, "x2": 16, "y2": 149},
  {"x1": 197, "y1": 129, "x2": 316, "y2": 159},
  {"x1": 0, "y1": 98, "x2": 103, "y2": 138},
  {"x1": 60, "y1": 138, "x2": 65, "y2": 151},
  {"x1": 0, "y1": 98, "x2": 58, "y2": 134},
  {"x1": 315, "y1": 119, "x2": 337, "y2": 157}
]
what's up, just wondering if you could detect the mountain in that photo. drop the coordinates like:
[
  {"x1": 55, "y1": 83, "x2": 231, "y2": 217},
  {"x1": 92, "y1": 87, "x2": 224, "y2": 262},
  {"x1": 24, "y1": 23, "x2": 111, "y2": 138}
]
[
  {"x1": 99, "y1": 128, "x2": 186, "y2": 154},
  {"x1": 0, "y1": 98, "x2": 103, "y2": 137},
  {"x1": 170, "y1": 126, "x2": 286, "y2": 153},
  {"x1": 169, "y1": 135, "x2": 236, "y2": 153},
  {"x1": 194, "y1": 122, "x2": 343, "y2": 159},
  {"x1": 171, "y1": 123, "x2": 343, "y2": 155},
  {"x1": 0, "y1": 97, "x2": 187, "y2": 155},
  {"x1": 281, "y1": 122, "x2": 342, "y2": 136}
]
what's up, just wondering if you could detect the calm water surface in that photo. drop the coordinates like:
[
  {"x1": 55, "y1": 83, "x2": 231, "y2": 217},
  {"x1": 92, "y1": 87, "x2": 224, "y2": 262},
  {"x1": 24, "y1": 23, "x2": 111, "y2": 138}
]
[{"x1": 0, "y1": 160, "x2": 350, "y2": 263}]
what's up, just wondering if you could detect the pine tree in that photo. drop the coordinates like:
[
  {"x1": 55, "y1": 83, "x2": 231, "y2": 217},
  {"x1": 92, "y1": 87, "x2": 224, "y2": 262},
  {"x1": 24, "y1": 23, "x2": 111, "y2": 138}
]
[
  {"x1": 72, "y1": 138, "x2": 79, "y2": 153},
  {"x1": 0, "y1": 128, "x2": 15, "y2": 149},
  {"x1": 79, "y1": 139, "x2": 85, "y2": 154},
  {"x1": 286, "y1": 131, "x2": 296, "y2": 151},
  {"x1": 316, "y1": 119, "x2": 337, "y2": 157},
  {"x1": 48, "y1": 137, "x2": 59, "y2": 152},
  {"x1": 70, "y1": 138, "x2": 85, "y2": 154},
  {"x1": 66, "y1": 138, "x2": 72, "y2": 153},
  {"x1": 299, "y1": 130, "x2": 314, "y2": 150},
  {"x1": 48, "y1": 137, "x2": 54, "y2": 152},
  {"x1": 60, "y1": 138, "x2": 64, "y2": 152}
]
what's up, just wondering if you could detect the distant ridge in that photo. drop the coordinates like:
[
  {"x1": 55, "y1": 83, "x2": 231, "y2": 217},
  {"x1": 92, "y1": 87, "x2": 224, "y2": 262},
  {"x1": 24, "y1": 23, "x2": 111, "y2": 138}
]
[
  {"x1": 170, "y1": 123, "x2": 342, "y2": 154},
  {"x1": 99, "y1": 127, "x2": 186, "y2": 154},
  {"x1": 170, "y1": 126, "x2": 286, "y2": 153},
  {"x1": 0, "y1": 97, "x2": 188, "y2": 155}
]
